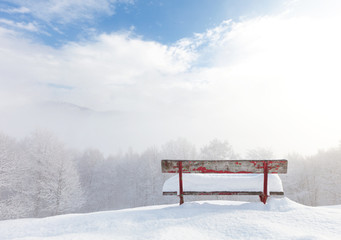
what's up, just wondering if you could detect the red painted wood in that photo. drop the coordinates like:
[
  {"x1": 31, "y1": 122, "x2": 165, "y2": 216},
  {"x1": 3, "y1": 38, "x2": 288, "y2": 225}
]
[
  {"x1": 178, "y1": 161, "x2": 184, "y2": 205},
  {"x1": 161, "y1": 160, "x2": 287, "y2": 174},
  {"x1": 261, "y1": 161, "x2": 269, "y2": 204}
]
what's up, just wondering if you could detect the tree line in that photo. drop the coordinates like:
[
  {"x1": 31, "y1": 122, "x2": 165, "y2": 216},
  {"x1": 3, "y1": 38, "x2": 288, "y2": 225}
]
[{"x1": 1, "y1": 131, "x2": 341, "y2": 220}]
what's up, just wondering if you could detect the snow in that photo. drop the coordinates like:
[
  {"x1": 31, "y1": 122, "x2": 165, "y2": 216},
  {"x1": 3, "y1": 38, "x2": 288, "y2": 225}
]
[
  {"x1": 162, "y1": 174, "x2": 283, "y2": 193},
  {"x1": 1, "y1": 198, "x2": 341, "y2": 240}
]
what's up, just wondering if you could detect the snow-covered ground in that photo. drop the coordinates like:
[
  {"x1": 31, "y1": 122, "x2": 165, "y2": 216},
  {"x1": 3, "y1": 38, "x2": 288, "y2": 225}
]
[{"x1": 1, "y1": 198, "x2": 341, "y2": 240}]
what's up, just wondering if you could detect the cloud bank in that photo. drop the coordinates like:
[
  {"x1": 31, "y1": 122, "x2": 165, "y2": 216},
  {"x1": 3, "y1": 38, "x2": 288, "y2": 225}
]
[{"x1": 1, "y1": 0, "x2": 341, "y2": 156}]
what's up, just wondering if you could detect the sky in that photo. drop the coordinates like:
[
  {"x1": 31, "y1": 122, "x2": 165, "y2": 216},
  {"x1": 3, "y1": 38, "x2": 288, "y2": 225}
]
[
  {"x1": 1, "y1": 0, "x2": 341, "y2": 157},
  {"x1": 0, "y1": 0, "x2": 283, "y2": 46}
]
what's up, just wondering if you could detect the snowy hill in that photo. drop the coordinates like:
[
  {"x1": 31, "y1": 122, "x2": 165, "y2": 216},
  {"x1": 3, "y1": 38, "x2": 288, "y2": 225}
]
[{"x1": 1, "y1": 198, "x2": 341, "y2": 240}]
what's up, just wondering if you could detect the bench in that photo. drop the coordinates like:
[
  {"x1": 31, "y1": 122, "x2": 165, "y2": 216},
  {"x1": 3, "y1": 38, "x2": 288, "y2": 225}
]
[{"x1": 161, "y1": 159, "x2": 288, "y2": 204}]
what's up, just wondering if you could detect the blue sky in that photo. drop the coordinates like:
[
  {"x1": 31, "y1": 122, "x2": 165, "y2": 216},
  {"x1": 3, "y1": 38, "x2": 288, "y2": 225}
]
[
  {"x1": 0, "y1": 0, "x2": 283, "y2": 46},
  {"x1": 1, "y1": 0, "x2": 341, "y2": 156}
]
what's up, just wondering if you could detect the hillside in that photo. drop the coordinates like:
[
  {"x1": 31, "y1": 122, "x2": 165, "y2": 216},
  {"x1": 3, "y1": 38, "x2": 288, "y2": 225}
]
[{"x1": 1, "y1": 198, "x2": 340, "y2": 240}]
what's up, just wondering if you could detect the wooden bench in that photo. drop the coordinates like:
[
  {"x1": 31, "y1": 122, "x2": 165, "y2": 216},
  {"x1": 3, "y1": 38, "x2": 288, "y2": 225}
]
[{"x1": 161, "y1": 159, "x2": 288, "y2": 204}]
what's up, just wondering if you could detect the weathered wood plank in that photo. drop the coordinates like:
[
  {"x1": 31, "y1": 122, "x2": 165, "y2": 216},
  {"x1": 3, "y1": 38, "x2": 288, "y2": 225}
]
[
  {"x1": 163, "y1": 191, "x2": 284, "y2": 196},
  {"x1": 161, "y1": 160, "x2": 288, "y2": 174}
]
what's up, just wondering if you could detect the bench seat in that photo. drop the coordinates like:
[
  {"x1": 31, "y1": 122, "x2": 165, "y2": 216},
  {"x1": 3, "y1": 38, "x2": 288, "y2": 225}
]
[{"x1": 163, "y1": 173, "x2": 284, "y2": 196}]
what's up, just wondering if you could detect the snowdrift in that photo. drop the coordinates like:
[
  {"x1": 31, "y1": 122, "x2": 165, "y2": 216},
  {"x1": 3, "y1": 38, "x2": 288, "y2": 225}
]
[{"x1": 1, "y1": 198, "x2": 341, "y2": 240}]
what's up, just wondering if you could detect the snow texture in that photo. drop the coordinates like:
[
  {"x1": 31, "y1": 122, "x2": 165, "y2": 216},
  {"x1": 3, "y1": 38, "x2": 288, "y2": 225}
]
[
  {"x1": 162, "y1": 174, "x2": 283, "y2": 193},
  {"x1": 1, "y1": 198, "x2": 341, "y2": 240}
]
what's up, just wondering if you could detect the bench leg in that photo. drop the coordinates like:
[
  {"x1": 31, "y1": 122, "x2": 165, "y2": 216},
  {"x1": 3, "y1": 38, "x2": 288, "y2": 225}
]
[
  {"x1": 261, "y1": 161, "x2": 269, "y2": 204},
  {"x1": 179, "y1": 161, "x2": 184, "y2": 205},
  {"x1": 179, "y1": 194, "x2": 184, "y2": 205},
  {"x1": 260, "y1": 194, "x2": 268, "y2": 204}
]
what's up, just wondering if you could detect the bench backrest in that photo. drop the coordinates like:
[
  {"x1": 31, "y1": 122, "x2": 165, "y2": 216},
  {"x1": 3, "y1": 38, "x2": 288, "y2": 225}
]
[{"x1": 161, "y1": 159, "x2": 288, "y2": 174}]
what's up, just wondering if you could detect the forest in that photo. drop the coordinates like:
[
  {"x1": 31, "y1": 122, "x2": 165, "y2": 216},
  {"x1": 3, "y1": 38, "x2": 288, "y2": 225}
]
[{"x1": 1, "y1": 130, "x2": 341, "y2": 220}]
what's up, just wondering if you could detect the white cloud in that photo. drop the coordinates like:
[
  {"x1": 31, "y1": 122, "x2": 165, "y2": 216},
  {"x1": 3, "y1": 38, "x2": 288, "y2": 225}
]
[
  {"x1": 0, "y1": 7, "x2": 30, "y2": 14},
  {"x1": 0, "y1": 19, "x2": 38, "y2": 32},
  {"x1": 0, "y1": 28, "x2": 194, "y2": 111},
  {"x1": 6, "y1": 0, "x2": 134, "y2": 24},
  {"x1": 1, "y1": 0, "x2": 341, "y2": 156}
]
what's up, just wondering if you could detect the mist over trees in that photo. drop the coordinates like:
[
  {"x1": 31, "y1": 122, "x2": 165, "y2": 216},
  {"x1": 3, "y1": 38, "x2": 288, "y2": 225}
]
[
  {"x1": 1, "y1": 131, "x2": 341, "y2": 220},
  {"x1": 0, "y1": 131, "x2": 83, "y2": 219}
]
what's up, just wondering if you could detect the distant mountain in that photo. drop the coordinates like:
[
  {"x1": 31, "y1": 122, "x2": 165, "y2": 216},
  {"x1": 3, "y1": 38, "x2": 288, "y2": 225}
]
[{"x1": 0, "y1": 100, "x2": 188, "y2": 154}]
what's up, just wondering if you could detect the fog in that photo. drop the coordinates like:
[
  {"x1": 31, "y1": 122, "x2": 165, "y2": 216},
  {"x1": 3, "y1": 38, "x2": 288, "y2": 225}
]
[{"x1": 1, "y1": 0, "x2": 341, "y2": 156}]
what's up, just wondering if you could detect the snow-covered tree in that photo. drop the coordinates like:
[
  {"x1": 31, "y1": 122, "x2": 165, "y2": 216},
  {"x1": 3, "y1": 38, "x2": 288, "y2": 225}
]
[
  {"x1": 0, "y1": 133, "x2": 23, "y2": 219},
  {"x1": 77, "y1": 148, "x2": 116, "y2": 212},
  {"x1": 246, "y1": 147, "x2": 274, "y2": 159},
  {"x1": 23, "y1": 130, "x2": 84, "y2": 217},
  {"x1": 200, "y1": 139, "x2": 237, "y2": 160},
  {"x1": 77, "y1": 149, "x2": 103, "y2": 209},
  {"x1": 0, "y1": 133, "x2": 16, "y2": 191},
  {"x1": 161, "y1": 138, "x2": 197, "y2": 159},
  {"x1": 137, "y1": 146, "x2": 164, "y2": 206}
]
